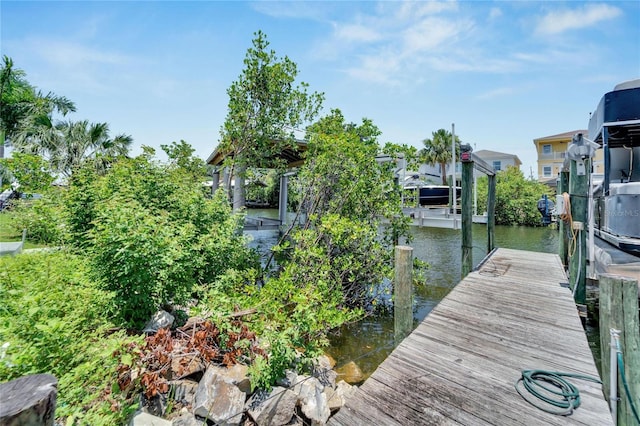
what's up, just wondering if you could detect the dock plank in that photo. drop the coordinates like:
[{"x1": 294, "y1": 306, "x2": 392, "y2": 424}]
[{"x1": 329, "y1": 248, "x2": 612, "y2": 426}]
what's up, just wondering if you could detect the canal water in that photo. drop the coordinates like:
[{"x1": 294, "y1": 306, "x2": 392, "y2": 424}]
[{"x1": 245, "y1": 209, "x2": 600, "y2": 378}]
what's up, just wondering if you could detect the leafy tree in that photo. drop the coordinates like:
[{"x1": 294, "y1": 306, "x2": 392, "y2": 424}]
[
  {"x1": 275, "y1": 109, "x2": 410, "y2": 308},
  {"x1": 161, "y1": 139, "x2": 207, "y2": 178},
  {"x1": 476, "y1": 166, "x2": 554, "y2": 226},
  {"x1": 420, "y1": 128, "x2": 461, "y2": 184},
  {"x1": 0, "y1": 251, "x2": 139, "y2": 425},
  {"x1": 0, "y1": 152, "x2": 53, "y2": 193},
  {"x1": 15, "y1": 119, "x2": 132, "y2": 177},
  {"x1": 0, "y1": 56, "x2": 75, "y2": 159},
  {"x1": 382, "y1": 142, "x2": 422, "y2": 172},
  {"x1": 65, "y1": 147, "x2": 258, "y2": 326},
  {"x1": 220, "y1": 30, "x2": 324, "y2": 173}
]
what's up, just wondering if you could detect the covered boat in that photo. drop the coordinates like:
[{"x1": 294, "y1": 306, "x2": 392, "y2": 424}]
[
  {"x1": 403, "y1": 175, "x2": 461, "y2": 206},
  {"x1": 589, "y1": 79, "x2": 640, "y2": 255}
]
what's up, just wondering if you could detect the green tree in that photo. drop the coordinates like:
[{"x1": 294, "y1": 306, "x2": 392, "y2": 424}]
[
  {"x1": 0, "y1": 56, "x2": 75, "y2": 159},
  {"x1": 420, "y1": 128, "x2": 461, "y2": 184},
  {"x1": 0, "y1": 152, "x2": 54, "y2": 193},
  {"x1": 66, "y1": 148, "x2": 257, "y2": 327},
  {"x1": 220, "y1": 30, "x2": 324, "y2": 172},
  {"x1": 476, "y1": 166, "x2": 554, "y2": 226},
  {"x1": 161, "y1": 139, "x2": 207, "y2": 178},
  {"x1": 275, "y1": 109, "x2": 410, "y2": 308},
  {"x1": 15, "y1": 119, "x2": 132, "y2": 177}
]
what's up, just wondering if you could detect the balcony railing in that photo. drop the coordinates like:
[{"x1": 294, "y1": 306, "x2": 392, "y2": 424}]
[{"x1": 539, "y1": 152, "x2": 566, "y2": 160}]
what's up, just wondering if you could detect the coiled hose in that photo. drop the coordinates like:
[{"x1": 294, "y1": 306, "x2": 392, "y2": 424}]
[{"x1": 515, "y1": 369, "x2": 602, "y2": 416}]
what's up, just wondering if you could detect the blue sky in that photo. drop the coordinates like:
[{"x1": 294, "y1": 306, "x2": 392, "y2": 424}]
[{"x1": 2, "y1": 1, "x2": 639, "y2": 177}]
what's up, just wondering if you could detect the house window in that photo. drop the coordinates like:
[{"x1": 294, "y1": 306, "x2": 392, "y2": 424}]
[
  {"x1": 543, "y1": 166, "x2": 552, "y2": 177},
  {"x1": 492, "y1": 161, "x2": 501, "y2": 171},
  {"x1": 542, "y1": 144, "x2": 552, "y2": 154}
]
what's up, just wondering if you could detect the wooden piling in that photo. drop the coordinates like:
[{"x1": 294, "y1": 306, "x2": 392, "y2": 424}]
[
  {"x1": 487, "y1": 174, "x2": 496, "y2": 253},
  {"x1": 394, "y1": 245, "x2": 413, "y2": 342},
  {"x1": 599, "y1": 274, "x2": 640, "y2": 425},
  {"x1": 569, "y1": 158, "x2": 589, "y2": 305},
  {"x1": 461, "y1": 161, "x2": 473, "y2": 277},
  {"x1": 558, "y1": 170, "x2": 569, "y2": 267}
]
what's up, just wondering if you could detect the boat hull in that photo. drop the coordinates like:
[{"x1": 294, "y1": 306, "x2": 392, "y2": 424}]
[{"x1": 418, "y1": 186, "x2": 461, "y2": 206}]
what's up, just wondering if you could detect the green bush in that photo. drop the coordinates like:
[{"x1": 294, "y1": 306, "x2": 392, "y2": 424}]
[
  {"x1": 66, "y1": 153, "x2": 258, "y2": 327},
  {"x1": 477, "y1": 166, "x2": 554, "y2": 227},
  {"x1": 0, "y1": 251, "x2": 140, "y2": 425},
  {"x1": 6, "y1": 188, "x2": 68, "y2": 245}
]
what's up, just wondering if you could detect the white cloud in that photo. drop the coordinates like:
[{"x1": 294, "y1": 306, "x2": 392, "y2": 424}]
[
  {"x1": 251, "y1": 1, "x2": 331, "y2": 20},
  {"x1": 489, "y1": 7, "x2": 502, "y2": 20},
  {"x1": 535, "y1": 3, "x2": 622, "y2": 36},
  {"x1": 475, "y1": 86, "x2": 516, "y2": 100},
  {"x1": 402, "y1": 17, "x2": 471, "y2": 54},
  {"x1": 33, "y1": 39, "x2": 129, "y2": 68},
  {"x1": 393, "y1": 1, "x2": 459, "y2": 21},
  {"x1": 11, "y1": 37, "x2": 133, "y2": 94},
  {"x1": 314, "y1": 1, "x2": 617, "y2": 87},
  {"x1": 335, "y1": 24, "x2": 382, "y2": 43}
]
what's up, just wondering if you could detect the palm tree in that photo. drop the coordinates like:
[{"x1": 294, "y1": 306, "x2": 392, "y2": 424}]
[
  {"x1": 14, "y1": 119, "x2": 132, "y2": 177},
  {"x1": 420, "y1": 128, "x2": 461, "y2": 185},
  {"x1": 53, "y1": 120, "x2": 133, "y2": 177},
  {"x1": 1, "y1": 55, "x2": 75, "y2": 159}
]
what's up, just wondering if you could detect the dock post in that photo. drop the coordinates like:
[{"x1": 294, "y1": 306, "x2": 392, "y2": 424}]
[
  {"x1": 278, "y1": 173, "x2": 289, "y2": 226},
  {"x1": 211, "y1": 169, "x2": 220, "y2": 196},
  {"x1": 599, "y1": 274, "x2": 640, "y2": 425},
  {"x1": 394, "y1": 245, "x2": 413, "y2": 342},
  {"x1": 487, "y1": 174, "x2": 496, "y2": 253},
  {"x1": 461, "y1": 147, "x2": 473, "y2": 277},
  {"x1": 232, "y1": 164, "x2": 246, "y2": 211},
  {"x1": 569, "y1": 157, "x2": 589, "y2": 305},
  {"x1": 557, "y1": 170, "x2": 569, "y2": 267}
]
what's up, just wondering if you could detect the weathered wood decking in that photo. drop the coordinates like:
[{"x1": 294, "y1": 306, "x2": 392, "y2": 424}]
[{"x1": 329, "y1": 248, "x2": 613, "y2": 425}]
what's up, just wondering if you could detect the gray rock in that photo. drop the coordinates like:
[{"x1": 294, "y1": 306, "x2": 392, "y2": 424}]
[
  {"x1": 325, "y1": 380, "x2": 357, "y2": 412},
  {"x1": 0, "y1": 373, "x2": 57, "y2": 426},
  {"x1": 170, "y1": 411, "x2": 201, "y2": 426},
  {"x1": 246, "y1": 387, "x2": 297, "y2": 426},
  {"x1": 169, "y1": 380, "x2": 198, "y2": 406},
  {"x1": 311, "y1": 363, "x2": 337, "y2": 388},
  {"x1": 129, "y1": 411, "x2": 172, "y2": 426},
  {"x1": 294, "y1": 377, "x2": 330, "y2": 426},
  {"x1": 276, "y1": 369, "x2": 298, "y2": 388},
  {"x1": 208, "y1": 363, "x2": 252, "y2": 394},
  {"x1": 143, "y1": 310, "x2": 175, "y2": 334},
  {"x1": 193, "y1": 366, "x2": 245, "y2": 425},
  {"x1": 142, "y1": 393, "x2": 168, "y2": 417}
]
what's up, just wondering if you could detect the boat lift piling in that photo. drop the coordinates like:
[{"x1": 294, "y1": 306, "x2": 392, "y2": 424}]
[{"x1": 460, "y1": 145, "x2": 496, "y2": 277}]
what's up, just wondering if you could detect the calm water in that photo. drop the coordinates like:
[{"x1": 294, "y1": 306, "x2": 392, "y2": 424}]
[{"x1": 245, "y1": 210, "x2": 599, "y2": 376}]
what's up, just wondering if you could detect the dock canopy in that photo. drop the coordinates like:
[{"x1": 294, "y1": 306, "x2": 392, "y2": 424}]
[{"x1": 206, "y1": 139, "x2": 308, "y2": 169}]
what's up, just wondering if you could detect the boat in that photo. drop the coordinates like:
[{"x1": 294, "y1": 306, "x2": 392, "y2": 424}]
[
  {"x1": 588, "y1": 79, "x2": 640, "y2": 256},
  {"x1": 403, "y1": 175, "x2": 461, "y2": 206},
  {"x1": 417, "y1": 185, "x2": 461, "y2": 206}
]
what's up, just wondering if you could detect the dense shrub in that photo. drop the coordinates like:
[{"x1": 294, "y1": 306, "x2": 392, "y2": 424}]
[
  {"x1": 65, "y1": 151, "x2": 258, "y2": 327},
  {"x1": 0, "y1": 251, "x2": 139, "y2": 425},
  {"x1": 477, "y1": 166, "x2": 554, "y2": 227},
  {"x1": 5, "y1": 188, "x2": 68, "y2": 245}
]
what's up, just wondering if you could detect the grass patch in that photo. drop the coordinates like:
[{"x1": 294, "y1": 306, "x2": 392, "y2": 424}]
[{"x1": 0, "y1": 212, "x2": 48, "y2": 249}]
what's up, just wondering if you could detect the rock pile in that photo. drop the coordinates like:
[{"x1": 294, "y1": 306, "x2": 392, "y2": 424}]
[
  {"x1": 126, "y1": 312, "x2": 359, "y2": 425},
  {"x1": 130, "y1": 357, "x2": 357, "y2": 426}
]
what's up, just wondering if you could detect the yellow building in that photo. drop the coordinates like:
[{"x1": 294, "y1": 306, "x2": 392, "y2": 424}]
[{"x1": 533, "y1": 130, "x2": 604, "y2": 185}]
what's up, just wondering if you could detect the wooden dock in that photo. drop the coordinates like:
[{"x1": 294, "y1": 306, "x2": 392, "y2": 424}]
[
  {"x1": 329, "y1": 248, "x2": 613, "y2": 425},
  {"x1": 244, "y1": 216, "x2": 281, "y2": 231},
  {"x1": 403, "y1": 207, "x2": 487, "y2": 229}
]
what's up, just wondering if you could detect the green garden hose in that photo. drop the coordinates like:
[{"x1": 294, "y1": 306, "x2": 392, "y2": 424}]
[
  {"x1": 617, "y1": 351, "x2": 640, "y2": 424},
  {"x1": 515, "y1": 369, "x2": 602, "y2": 416}
]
